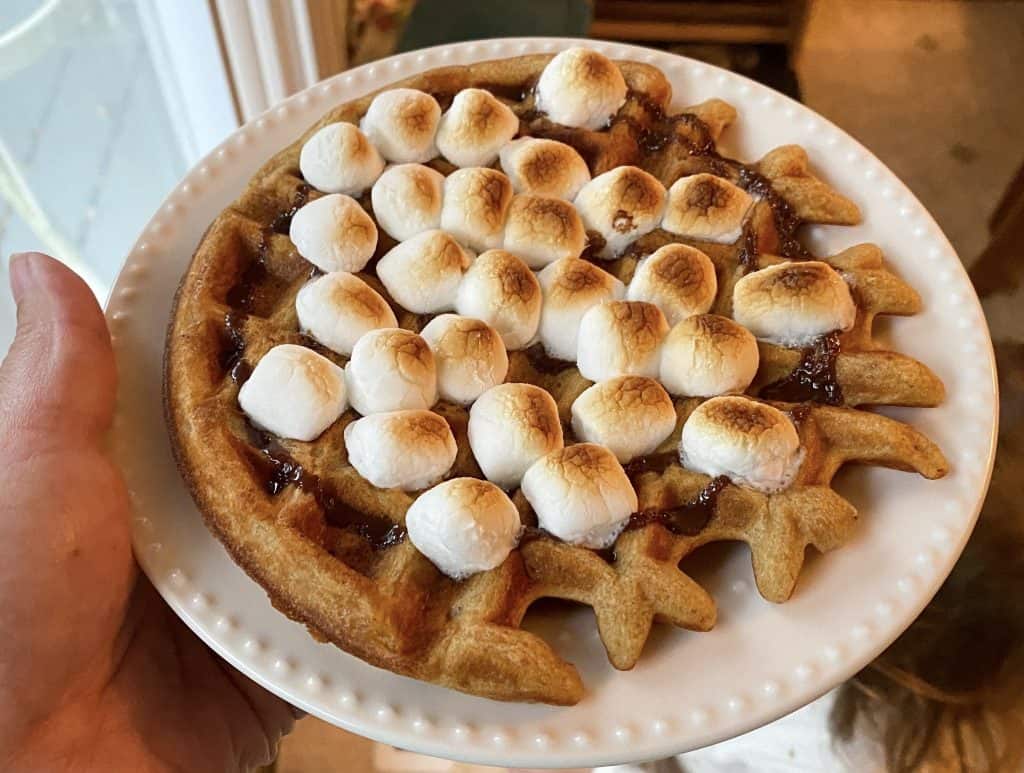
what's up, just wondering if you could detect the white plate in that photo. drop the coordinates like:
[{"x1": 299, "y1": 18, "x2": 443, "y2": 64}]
[{"x1": 107, "y1": 38, "x2": 998, "y2": 769}]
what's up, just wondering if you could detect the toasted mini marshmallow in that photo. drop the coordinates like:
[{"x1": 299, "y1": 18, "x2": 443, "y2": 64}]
[
  {"x1": 344, "y1": 410, "x2": 456, "y2": 490},
  {"x1": 440, "y1": 167, "x2": 513, "y2": 251},
  {"x1": 535, "y1": 47, "x2": 627, "y2": 131},
  {"x1": 435, "y1": 88, "x2": 519, "y2": 168},
  {"x1": 660, "y1": 314, "x2": 759, "y2": 397},
  {"x1": 345, "y1": 328, "x2": 437, "y2": 415},
  {"x1": 576, "y1": 300, "x2": 669, "y2": 381},
  {"x1": 468, "y1": 383, "x2": 563, "y2": 488},
  {"x1": 376, "y1": 230, "x2": 471, "y2": 314},
  {"x1": 573, "y1": 166, "x2": 667, "y2": 258},
  {"x1": 571, "y1": 376, "x2": 676, "y2": 463},
  {"x1": 238, "y1": 344, "x2": 346, "y2": 441},
  {"x1": 498, "y1": 137, "x2": 591, "y2": 200},
  {"x1": 370, "y1": 163, "x2": 444, "y2": 241},
  {"x1": 521, "y1": 443, "x2": 637, "y2": 549},
  {"x1": 299, "y1": 122, "x2": 385, "y2": 196},
  {"x1": 680, "y1": 396, "x2": 803, "y2": 493},
  {"x1": 420, "y1": 314, "x2": 509, "y2": 405},
  {"x1": 732, "y1": 261, "x2": 857, "y2": 346},
  {"x1": 360, "y1": 88, "x2": 441, "y2": 164},
  {"x1": 502, "y1": 194, "x2": 585, "y2": 269},
  {"x1": 536, "y1": 257, "x2": 625, "y2": 361},
  {"x1": 455, "y1": 249, "x2": 541, "y2": 350},
  {"x1": 295, "y1": 272, "x2": 397, "y2": 356},
  {"x1": 289, "y1": 193, "x2": 378, "y2": 273},
  {"x1": 662, "y1": 174, "x2": 754, "y2": 243},
  {"x1": 627, "y1": 243, "x2": 717, "y2": 325},
  {"x1": 406, "y1": 478, "x2": 522, "y2": 579}
]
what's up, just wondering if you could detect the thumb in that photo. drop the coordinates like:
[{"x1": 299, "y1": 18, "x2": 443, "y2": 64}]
[{"x1": 0, "y1": 252, "x2": 116, "y2": 446}]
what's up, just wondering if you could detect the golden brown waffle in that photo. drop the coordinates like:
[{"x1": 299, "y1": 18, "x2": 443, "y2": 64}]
[{"x1": 165, "y1": 52, "x2": 947, "y2": 705}]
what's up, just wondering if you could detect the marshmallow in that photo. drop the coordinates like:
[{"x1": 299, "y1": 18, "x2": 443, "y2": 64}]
[
  {"x1": 662, "y1": 173, "x2": 754, "y2": 243},
  {"x1": 571, "y1": 376, "x2": 676, "y2": 463},
  {"x1": 498, "y1": 137, "x2": 591, "y2": 200},
  {"x1": 521, "y1": 443, "x2": 637, "y2": 549},
  {"x1": 376, "y1": 230, "x2": 471, "y2": 314},
  {"x1": 345, "y1": 328, "x2": 437, "y2": 415},
  {"x1": 299, "y1": 122, "x2": 384, "y2": 196},
  {"x1": 420, "y1": 314, "x2": 509, "y2": 405},
  {"x1": 289, "y1": 193, "x2": 378, "y2": 273},
  {"x1": 627, "y1": 243, "x2": 717, "y2": 325},
  {"x1": 295, "y1": 272, "x2": 398, "y2": 356},
  {"x1": 360, "y1": 88, "x2": 441, "y2": 164},
  {"x1": 238, "y1": 344, "x2": 347, "y2": 441},
  {"x1": 468, "y1": 383, "x2": 563, "y2": 488},
  {"x1": 680, "y1": 396, "x2": 803, "y2": 493},
  {"x1": 370, "y1": 163, "x2": 444, "y2": 242},
  {"x1": 406, "y1": 478, "x2": 522, "y2": 579},
  {"x1": 435, "y1": 88, "x2": 519, "y2": 168},
  {"x1": 732, "y1": 260, "x2": 857, "y2": 346},
  {"x1": 455, "y1": 250, "x2": 541, "y2": 350},
  {"x1": 576, "y1": 300, "x2": 669, "y2": 382},
  {"x1": 535, "y1": 47, "x2": 628, "y2": 131},
  {"x1": 440, "y1": 167, "x2": 513, "y2": 251},
  {"x1": 536, "y1": 257, "x2": 625, "y2": 361},
  {"x1": 344, "y1": 410, "x2": 456, "y2": 490},
  {"x1": 660, "y1": 314, "x2": 759, "y2": 397},
  {"x1": 573, "y1": 166, "x2": 667, "y2": 258},
  {"x1": 502, "y1": 194, "x2": 586, "y2": 268}
]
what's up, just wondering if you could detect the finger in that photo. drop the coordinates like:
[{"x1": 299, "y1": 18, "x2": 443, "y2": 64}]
[{"x1": 0, "y1": 252, "x2": 115, "y2": 445}]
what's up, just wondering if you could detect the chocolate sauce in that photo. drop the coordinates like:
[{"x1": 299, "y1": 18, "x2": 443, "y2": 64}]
[
  {"x1": 225, "y1": 257, "x2": 268, "y2": 312},
  {"x1": 622, "y1": 94, "x2": 813, "y2": 267},
  {"x1": 476, "y1": 81, "x2": 535, "y2": 104},
  {"x1": 736, "y1": 226, "x2": 760, "y2": 272},
  {"x1": 230, "y1": 360, "x2": 252, "y2": 385},
  {"x1": 623, "y1": 452, "x2": 676, "y2": 483},
  {"x1": 625, "y1": 476, "x2": 729, "y2": 537},
  {"x1": 580, "y1": 230, "x2": 607, "y2": 261},
  {"x1": 245, "y1": 424, "x2": 406, "y2": 550},
  {"x1": 218, "y1": 312, "x2": 246, "y2": 373},
  {"x1": 737, "y1": 167, "x2": 810, "y2": 261},
  {"x1": 637, "y1": 110, "x2": 717, "y2": 158},
  {"x1": 270, "y1": 183, "x2": 310, "y2": 234},
  {"x1": 760, "y1": 331, "x2": 844, "y2": 405},
  {"x1": 525, "y1": 343, "x2": 571, "y2": 375},
  {"x1": 788, "y1": 404, "x2": 813, "y2": 427}
]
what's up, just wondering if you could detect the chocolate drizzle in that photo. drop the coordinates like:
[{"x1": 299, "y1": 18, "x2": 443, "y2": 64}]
[
  {"x1": 761, "y1": 331, "x2": 844, "y2": 405},
  {"x1": 623, "y1": 452, "x2": 676, "y2": 483},
  {"x1": 245, "y1": 424, "x2": 406, "y2": 550},
  {"x1": 580, "y1": 230, "x2": 607, "y2": 261},
  {"x1": 270, "y1": 183, "x2": 310, "y2": 234},
  {"x1": 737, "y1": 167, "x2": 810, "y2": 263},
  {"x1": 219, "y1": 312, "x2": 247, "y2": 374},
  {"x1": 225, "y1": 257, "x2": 268, "y2": 312},
  {"x1": 626, "y1": 476, "x2": 730, "y2": 537},
  {"x1": 525, "y1": 343, "x2": 571, "y2": 375}
]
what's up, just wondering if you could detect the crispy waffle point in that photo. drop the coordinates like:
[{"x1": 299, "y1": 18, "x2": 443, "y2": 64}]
[{"x1": 166, "y1": 50, "x2": 948, "y2": 704}]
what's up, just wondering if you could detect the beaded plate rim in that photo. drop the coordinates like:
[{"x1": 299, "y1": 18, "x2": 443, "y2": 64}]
[{"x1": 107, "y1": 37, "x2": 998, "y2": 768}]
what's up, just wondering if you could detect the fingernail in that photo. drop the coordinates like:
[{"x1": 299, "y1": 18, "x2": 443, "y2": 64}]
[{"x1": 9, "y1": 252, "x2": 36, "y2": 300}]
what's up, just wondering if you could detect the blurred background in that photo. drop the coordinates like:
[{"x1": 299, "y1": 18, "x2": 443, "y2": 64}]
[{"x1": 1, "y1": 1, "x2": 1020, "y2": 770}]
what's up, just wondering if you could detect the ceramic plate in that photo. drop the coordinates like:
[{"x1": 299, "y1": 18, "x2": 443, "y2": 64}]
[{"x1": 107, "y1": 38, "x2": 997, "y2": 768}]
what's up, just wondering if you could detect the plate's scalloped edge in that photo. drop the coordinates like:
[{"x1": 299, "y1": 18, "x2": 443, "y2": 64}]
[{"x1": 106, "y1": 37, "x2": 998, "y2": 769}]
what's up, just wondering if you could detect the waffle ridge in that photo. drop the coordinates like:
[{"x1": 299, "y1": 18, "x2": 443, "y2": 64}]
[{"x1": 165, "y1": 53, "x2": 947, "y2": 705}]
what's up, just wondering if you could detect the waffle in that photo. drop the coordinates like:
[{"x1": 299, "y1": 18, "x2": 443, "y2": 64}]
[{"x1": 165, "y1": 51, "x2": 948, "y2": 705}]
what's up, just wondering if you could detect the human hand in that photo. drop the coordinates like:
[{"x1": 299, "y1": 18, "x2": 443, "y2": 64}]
[{"x1": 0, "y1": 253, "x2": 297, "y2": 771}]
